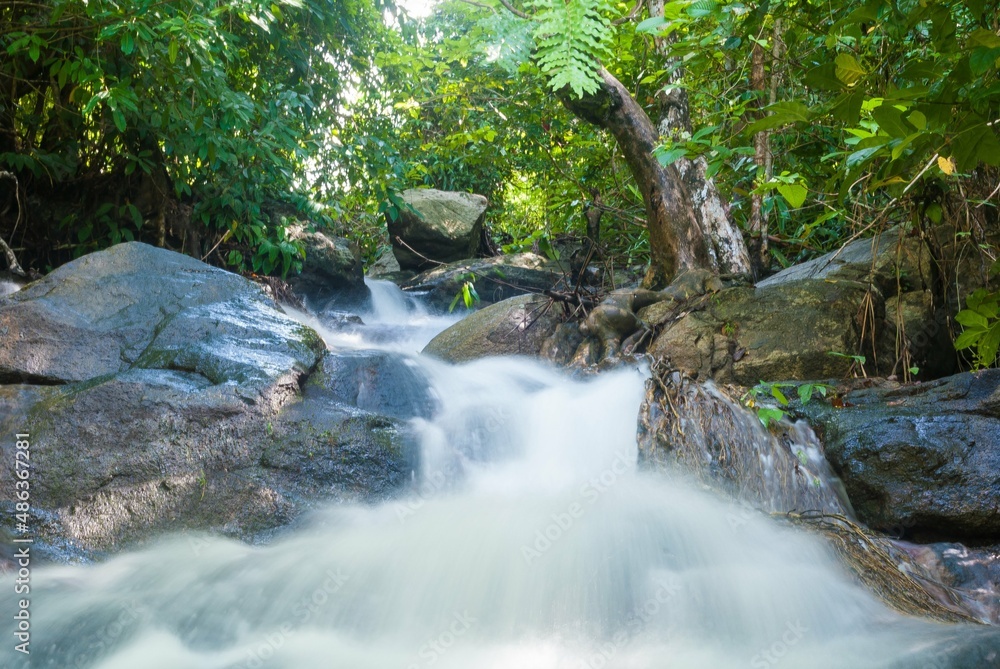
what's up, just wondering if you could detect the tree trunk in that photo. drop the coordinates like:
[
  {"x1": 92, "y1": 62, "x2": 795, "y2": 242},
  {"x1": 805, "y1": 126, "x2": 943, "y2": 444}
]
[
  {"x1": 748, "y1": 40, "x2": 769, "y2": 277},
  {"x1": 560, "y1": 68, "x2": 714, "y2": 282},
  {"x1": 645, "y1": 0, "x2": 751, "y2": 277}
]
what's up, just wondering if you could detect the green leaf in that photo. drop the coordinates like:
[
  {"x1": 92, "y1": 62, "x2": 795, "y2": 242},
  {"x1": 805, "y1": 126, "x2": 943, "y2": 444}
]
[
  {"x1": 771, "y1": 386, "x2": 789, "y2": 405},
  {"x1": 804, "y1": 62, "x2": 844, "y2": 92},
  {"x1": 970, "y1": 47, "x2": 1000, "y2": 76},
  {"x1": 636, "y1": 16, "x2": 667, "y2": 34},
  {"x1": 831, "y1": 90, "x2": 864, "y2": 124},
  {"x1": 121, "y1": 33, "x2": 134, "y2": 55},
  {"x1": 871, "y1": 104, "x2": 910, "y2": 139},
  {"x1": 955, "y1": 310, "x2": 988, "y2": 328},
  {"x1": 954, "y1": 328, "x2": 982, "y2": 350},
  {"x1": 112, "y1": 109, "x2": 127, "y2": 133},
  {"x1": 835, "y1": 53, "x2": 865, "y2": 87},
  {"x1": 168, "y1": 39, "x2": 179, "y2": 64},
  {"x1": 654, "y1": 147, "x2": 688, "y2": 166},
  {"x1": 978, "y1": 322, "x2": 1000, "y2": 367},
  {"x1": 757, "y1": 407, "x2": 785, "y2": 427},
  {"x1": 776, "y1": 183, "x2": 808, "y2": 209}
]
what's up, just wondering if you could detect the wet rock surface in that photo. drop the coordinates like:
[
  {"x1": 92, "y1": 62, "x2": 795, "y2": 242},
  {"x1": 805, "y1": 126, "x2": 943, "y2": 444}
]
[
  {"x1": 800, "y1": 370, "x2": 1000, "y2": 542},
  {"x1": 0, "y1": 243, "x2": 422, "y2": 556}
]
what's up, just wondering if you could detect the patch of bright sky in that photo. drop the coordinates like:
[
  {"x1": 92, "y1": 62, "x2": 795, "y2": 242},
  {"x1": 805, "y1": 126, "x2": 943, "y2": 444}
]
[{"x1": 398, "y1": 0, "x2": 437, "y2": 18}]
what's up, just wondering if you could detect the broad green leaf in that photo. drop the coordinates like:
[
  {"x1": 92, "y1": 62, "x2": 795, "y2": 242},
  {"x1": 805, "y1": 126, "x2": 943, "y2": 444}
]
[
  {"x1": 776, "y1": 183, "x2": 808, "y2": 208},
  {"x1": 970, "y1": 47, "x2": 1000, "y2": 76},
  {"x1": 831, "y1": 90, "x2": 864, "y2": 124},
  {"x1": 872, "y1": 104, "x2": 910, "y2": 138},
  {"x1": 655, "y1": 147, "x2": 688, "y2": 166},
  {"x1": 955, "y1": 310, "x2": 988, "y2": 328},
  {"x1": 757, "y1": 407, "x2": 785, "y2": 427},
  {"x1": 804, "y1": 63, "x2": 844, "y2": 92},
  {"x1": 906, "y1": 110, "x2": 926, "y2": 131},
  {"x1": 978, "y1": 322, "x2": 1000, "y2": 367},
  {"x1": 636, "y1": 16, "x2": 667, "y2": 34},
  {"x1": 835, "y1": 53, "x2": 865, "y2": 87}
]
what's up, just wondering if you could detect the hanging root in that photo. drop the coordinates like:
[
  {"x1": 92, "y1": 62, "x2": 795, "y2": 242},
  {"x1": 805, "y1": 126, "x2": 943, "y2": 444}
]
[
  {"x1": 785, "y1": 511, "x2": 987, "y2": 624},
  {"x1": 0, "y1": 171, "x2": 26, "y2": 277}
]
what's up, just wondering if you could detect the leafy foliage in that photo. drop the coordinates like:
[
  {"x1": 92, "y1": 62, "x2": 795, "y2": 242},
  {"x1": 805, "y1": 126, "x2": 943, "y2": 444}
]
[
  {"x1": 955, "y1": 289, "x2": 1000, "y2": 368},
  {"x1": 531, "y1": 0, "x2": 614, "y2": 96},
  {"x1": 1, "y1": 0, "x2": 392, "y2": 274},
  {"x1": 742, "y1": 381, "x2": 832, "y2": 428}
]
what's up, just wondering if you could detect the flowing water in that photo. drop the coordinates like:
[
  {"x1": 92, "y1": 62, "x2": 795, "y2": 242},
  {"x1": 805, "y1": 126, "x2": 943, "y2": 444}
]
[
  {"x1": 0, "y1": 280, "x2": 20, "y2": 297},
  {"x1": 2, "y1": 282, "x2": 996, "y2": 668}
]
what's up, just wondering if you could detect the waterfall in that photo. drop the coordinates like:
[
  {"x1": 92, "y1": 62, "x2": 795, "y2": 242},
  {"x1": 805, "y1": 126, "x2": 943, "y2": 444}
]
[{"x1": 1, "y1": 285, "x2": 994, "y2": 669}]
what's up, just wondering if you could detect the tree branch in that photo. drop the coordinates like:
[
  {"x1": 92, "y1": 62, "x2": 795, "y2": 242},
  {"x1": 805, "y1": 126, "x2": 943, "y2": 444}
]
[
  {"x1": 612, "y1": 0, "x2": 645, "y2": 25},
  {"x1": 491, "y1": 0, "x2": 531, "y2": 20}
]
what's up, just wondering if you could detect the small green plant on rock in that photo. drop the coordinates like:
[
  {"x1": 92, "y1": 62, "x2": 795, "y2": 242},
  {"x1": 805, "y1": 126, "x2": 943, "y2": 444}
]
[
  {"x1": 742, "y1": 381, "x2": 833, "y2": 428},
  {"x1": 954, "y1": 289, "x2": 1000, "y2": 369},
  {"x1": 449, "y1": 272, "x2": 481, "y2": 313}
]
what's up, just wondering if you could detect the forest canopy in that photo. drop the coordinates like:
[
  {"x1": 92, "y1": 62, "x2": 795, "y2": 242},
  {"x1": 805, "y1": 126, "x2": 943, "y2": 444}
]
[{"x1": 1, "y1": 0, "x2": 998, "y2": 280}]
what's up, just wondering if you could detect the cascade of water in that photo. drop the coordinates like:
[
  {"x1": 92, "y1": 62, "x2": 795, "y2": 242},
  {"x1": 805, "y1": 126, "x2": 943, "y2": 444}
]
[{"x1": 1, "y1": 287, "x2": 994, "y2": 669}]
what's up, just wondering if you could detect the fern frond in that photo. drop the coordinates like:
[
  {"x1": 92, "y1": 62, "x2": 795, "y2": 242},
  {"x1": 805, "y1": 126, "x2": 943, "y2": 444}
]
[{"x1": 529, "y1": 0, "x2": 613, "y2": 97}]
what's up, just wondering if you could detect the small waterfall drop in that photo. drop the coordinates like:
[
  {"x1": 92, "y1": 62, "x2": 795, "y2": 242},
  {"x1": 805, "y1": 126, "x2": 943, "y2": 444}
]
[{"x1": 1, "y1": 284, "x2": 995, "y2": 669}]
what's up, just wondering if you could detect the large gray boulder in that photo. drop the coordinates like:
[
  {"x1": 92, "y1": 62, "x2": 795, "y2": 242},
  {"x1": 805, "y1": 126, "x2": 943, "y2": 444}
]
[
  {"x1": 648, "y1": 279, "x2": 888, "y2": 384},
  {"x1": 423, "y1": 294, "x2": 563, "y2": 363},
  {"x1": 757, "y1": 226, "x2": 933, "y2": 294},
  {"x1": 0, "y1": 243, "x2": 419, "y2": 555},
  {"x1": 0, "y1": 241, "x2": 322, "y2": 386},
  {"x1": 401, "y1": 253, "x2": 564, "y2": 311},
  {"x1": 800, "y1": 370, "x2": 1000, "y2": 542},
  {"x1": 286, "y1": 225, "x2": 368, "y2": 310},
  {"x1": 388, "y1": 189, "x2": 488, "y2": 270}
]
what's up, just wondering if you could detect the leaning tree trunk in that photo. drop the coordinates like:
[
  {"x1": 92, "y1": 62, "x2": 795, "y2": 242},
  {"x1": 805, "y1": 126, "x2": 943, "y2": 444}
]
[
  {"x1": 560, "y1": 68, "x2": 714, "y2": 282},
  {"x1": 645, "y1": 0, "x2": 751, "y2": 277}
]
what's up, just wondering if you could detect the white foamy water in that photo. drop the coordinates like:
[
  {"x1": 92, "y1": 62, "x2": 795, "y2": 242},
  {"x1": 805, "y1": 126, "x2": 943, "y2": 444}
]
[
  {"x1": 1, "y1": 285, "x2": 992, "y2": 668},
  {"x1": 286, "y1": 279, "x2": 459, "y2": 354},
  {"x1": 0, "y1": 279, "x2": 21, "y2": 297}
]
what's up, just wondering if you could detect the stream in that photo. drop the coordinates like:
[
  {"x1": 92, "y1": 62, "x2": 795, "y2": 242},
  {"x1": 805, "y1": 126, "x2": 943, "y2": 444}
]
[{"x1": 1, "y1": 280, "x2": 995, "y2": 668}]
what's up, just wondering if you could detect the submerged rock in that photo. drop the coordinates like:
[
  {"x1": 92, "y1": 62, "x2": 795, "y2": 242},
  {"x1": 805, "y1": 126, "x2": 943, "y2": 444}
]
[
  {"x1": 800, "y1": 369, "x2": 1000, "y2": 542},
  {"x1": 388, "y1": 188, "x2": 488, "y2": 270},
  {"x1": 423, "y1": 294, "x2": 564, "y2": 363},
  {"x1": 0, "y1": 243, "x2": 420, "y2": 556}
]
